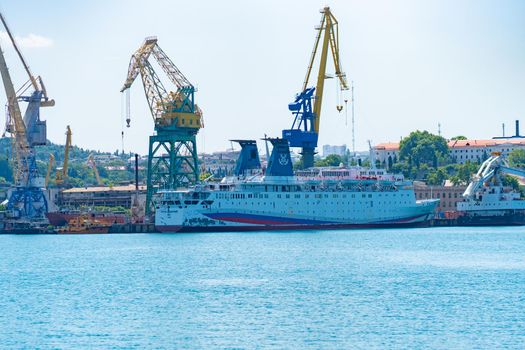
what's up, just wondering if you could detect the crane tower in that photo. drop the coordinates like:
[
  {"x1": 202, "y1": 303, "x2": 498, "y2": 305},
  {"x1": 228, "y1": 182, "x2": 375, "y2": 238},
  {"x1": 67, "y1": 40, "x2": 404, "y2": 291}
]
[{"x1": 121, "y1": 37, "x2": 203, "y2": 214}]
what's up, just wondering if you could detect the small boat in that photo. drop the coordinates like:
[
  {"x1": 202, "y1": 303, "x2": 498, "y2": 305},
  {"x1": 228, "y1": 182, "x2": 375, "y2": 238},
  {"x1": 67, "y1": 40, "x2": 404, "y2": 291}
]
[{"x1": 56, "y1": 214, "x2": 111, "y2": 234}]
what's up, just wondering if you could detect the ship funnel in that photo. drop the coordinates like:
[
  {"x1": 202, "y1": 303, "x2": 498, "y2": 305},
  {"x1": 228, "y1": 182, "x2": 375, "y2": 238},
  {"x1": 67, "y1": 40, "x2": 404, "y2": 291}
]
[
  {"x1": 232, "y1": 140, "x2": 261, "y2": 176},
  {"x1": 265, "y1": 138, "x2": 294, "y2": 177}
]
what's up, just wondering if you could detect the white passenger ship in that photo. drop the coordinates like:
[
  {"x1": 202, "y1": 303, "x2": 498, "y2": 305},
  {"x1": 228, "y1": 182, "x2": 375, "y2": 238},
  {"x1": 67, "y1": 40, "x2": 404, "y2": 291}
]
[{"x1": 155, "y1": 139, "x2": 438, "y2": 233}]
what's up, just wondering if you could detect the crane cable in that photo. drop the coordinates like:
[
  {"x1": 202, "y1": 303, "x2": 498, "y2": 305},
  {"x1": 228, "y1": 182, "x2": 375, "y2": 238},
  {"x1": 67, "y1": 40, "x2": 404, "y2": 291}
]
[
  {"x1": 120, "y1": 92, "x2": 125, "y2": 155},
  {"x1": 335, "y1": 78, "x2": 344, "y2": 113}
]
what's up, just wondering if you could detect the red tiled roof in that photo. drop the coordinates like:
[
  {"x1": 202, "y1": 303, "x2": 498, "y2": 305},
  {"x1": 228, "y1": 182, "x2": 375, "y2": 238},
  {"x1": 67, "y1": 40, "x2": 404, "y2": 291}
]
[
  {"x1": 373, "y1": 142, "x2": 400, "y2": 151},
  {"x1": 373, "y1": 138, "x2": 525, "y2": 151},
  {"x1": 448, "y1": 138, "x2": 525, "y2": 148}
]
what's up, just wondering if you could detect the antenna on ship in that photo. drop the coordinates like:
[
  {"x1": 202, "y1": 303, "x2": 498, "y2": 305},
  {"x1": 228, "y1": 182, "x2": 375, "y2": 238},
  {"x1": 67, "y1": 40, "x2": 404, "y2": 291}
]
[
  {"x1": 368, "y1": 140, "x2": 375, "y2": 169},
  {"x1": 264, "y1": 133, "x2": 270, "y2": 161}
]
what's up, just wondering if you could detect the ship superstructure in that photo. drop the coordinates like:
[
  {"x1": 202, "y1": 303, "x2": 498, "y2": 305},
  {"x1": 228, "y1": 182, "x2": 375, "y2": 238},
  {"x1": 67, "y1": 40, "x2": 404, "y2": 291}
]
[{"x1": 155, "y1": 139, "x2": 438, "y2": 232}]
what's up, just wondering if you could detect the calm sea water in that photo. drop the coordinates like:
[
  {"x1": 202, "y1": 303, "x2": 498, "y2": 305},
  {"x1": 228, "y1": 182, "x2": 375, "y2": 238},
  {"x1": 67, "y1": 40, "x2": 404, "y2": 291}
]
[{"x1": 1, "y1": 227, "x2": 524, "y2": 349}]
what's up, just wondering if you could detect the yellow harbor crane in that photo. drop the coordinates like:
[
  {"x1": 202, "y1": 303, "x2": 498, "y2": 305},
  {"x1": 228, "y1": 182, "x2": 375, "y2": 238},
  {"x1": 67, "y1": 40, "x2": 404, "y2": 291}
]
[
  {"x1": 45, "y1": 153, "x2": 55, "y2": 187},
  {"x1": 121, "y1": 37, "x2": 203, "y2": 213},
  {"x1": 282, "y1": 7, "x2": 349, "y2": 168},
  {"x1": 87, "y1": 153, "x2": 103, "y2": 186},
  {"x1": 45, "y1": 125, "x2": 72, "y2": 187},
  {"x1": 56, "y1": 125, "x2": 72, "y2": 185}
]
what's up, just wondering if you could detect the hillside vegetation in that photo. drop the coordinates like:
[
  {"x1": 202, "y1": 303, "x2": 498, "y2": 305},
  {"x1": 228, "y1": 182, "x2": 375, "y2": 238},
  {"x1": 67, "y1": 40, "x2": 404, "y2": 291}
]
[{"x1": 0, "y1": 137, "x2": 142, "y2": 187}]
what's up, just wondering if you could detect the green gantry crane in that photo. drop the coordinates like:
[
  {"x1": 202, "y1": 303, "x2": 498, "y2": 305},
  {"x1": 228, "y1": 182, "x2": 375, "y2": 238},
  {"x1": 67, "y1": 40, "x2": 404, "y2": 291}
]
[{"x1": 121, "y1": 37, "x2": 203, "y2": 214}]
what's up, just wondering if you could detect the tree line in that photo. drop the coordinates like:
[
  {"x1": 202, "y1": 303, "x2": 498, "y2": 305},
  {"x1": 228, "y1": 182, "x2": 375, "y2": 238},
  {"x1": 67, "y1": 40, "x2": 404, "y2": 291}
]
[{"x1": 295, "y1": 130, "x2": 525, "y2": 191}]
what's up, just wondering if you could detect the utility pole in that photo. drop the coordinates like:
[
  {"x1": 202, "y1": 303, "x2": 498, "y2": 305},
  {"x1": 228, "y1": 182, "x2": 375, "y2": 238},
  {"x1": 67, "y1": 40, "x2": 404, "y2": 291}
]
[{"x1": 351, "y1": 81, "x2": 355, "y2": 155}]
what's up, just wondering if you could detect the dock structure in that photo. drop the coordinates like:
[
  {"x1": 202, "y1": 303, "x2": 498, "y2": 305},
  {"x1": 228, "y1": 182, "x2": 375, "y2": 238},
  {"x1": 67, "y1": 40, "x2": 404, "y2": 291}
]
[{"x1": 109, "y1": 223, "x2": 158, "y2": 234}]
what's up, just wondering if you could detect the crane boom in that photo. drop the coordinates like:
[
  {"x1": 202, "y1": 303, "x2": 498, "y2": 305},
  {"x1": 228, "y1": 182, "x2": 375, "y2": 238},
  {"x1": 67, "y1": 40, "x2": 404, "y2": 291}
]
[
  {"x1": 56, "y1": 125, "x2": 72, "y2": 185},
  {"x1": 87, "y1": 154, "x2": 103, "y2": 186},
  {"x1": 120, "y1": 37, "x2": 192, "y2": 92},
  {"x1": 306, "y1": 7, "x2": 348, "y2": 134},
  {"x1": 139, "y1": 60, "x2": 169, "y2": 122},
  {"x1": 120, "y1": 37, "x2": 157, "y2": 93},
  {"x1": 62, "y1": 125, "x2": 72, "y2": 180},
  {"x1": 45, "y1": 153, "x2": 55, "y2": 187},
  {"x1": 0, "y1": 39, "x2": 29, "y2": 184},
  {"x1": 0, "y1": 13, "x2": 38, "y2": 91},
  {"x1": 463, "y1": 154, "x2": 525, "y2": 199},
  {"x1": 151, "y1": 44, "x2": 192, "y2": 88}
]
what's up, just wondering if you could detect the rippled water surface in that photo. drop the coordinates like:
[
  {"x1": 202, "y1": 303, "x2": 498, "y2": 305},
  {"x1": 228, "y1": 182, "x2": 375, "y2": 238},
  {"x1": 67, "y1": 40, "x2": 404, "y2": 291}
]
[{"x1": 1, "y1": 227, "x2": 525, "y2": 349}]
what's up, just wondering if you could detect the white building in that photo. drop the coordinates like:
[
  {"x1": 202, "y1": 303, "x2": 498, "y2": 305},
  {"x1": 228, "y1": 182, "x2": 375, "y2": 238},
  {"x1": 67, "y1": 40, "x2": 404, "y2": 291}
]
[
  {"x1": 199, "y1": 149, "x2": 239, "y2": 177},
  {"x1": 373, "y1": 138, "x2": 525, "y2": 166},
  {"x1": 322, "y1": 144, "x2": 347, "y2": 157},
  {"x1": 448, "y1": 139, "x2": 525, "y2": 163},
  {"x1": 371, "y1": 142, "x2": 399, "y2": 167}
]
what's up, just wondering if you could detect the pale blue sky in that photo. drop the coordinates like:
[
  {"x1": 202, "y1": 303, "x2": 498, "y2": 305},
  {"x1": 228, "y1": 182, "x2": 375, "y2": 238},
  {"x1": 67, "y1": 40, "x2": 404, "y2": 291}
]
[{"x1": 1, "y1": 0, "x2": 524, "y2": 155}]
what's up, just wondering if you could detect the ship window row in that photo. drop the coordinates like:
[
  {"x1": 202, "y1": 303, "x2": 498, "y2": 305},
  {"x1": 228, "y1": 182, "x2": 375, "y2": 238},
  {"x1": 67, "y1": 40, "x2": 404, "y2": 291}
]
[
  {"x1": 215, "y1": 192, "x2": 410, "y2": 201},
  {"x1": 216, "y1": 193, "x2": 271, "y2": 199},
  {"x1": 219, "y1": 200, "x2": 411, "y2": 208},
  {"x1": 417, "y1": 192, "x2": 460, "y2": 199}
]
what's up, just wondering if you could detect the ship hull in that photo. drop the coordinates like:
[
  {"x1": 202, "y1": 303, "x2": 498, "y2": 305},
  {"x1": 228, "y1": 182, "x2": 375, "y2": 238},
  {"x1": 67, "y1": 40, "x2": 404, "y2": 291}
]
[
  {"x1": 156, "y1": 213, "x2": 433, "y2": 233},
  {"x1": 46, "y1": 212, "x2": 126, "y2": 227},
  {"x1": 457, "y1": 213, "x2": 525, "y2": 226},
  {"x1": 57, "y1": 227, "x2": 110, "y2": 234}
]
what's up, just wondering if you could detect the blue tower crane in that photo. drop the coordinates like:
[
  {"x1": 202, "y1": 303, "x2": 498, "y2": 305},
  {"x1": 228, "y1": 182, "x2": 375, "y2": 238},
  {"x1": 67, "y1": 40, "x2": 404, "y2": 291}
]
[
  {"x1": 0, "y1": 12, "x2": 54, "y2": 225},
  {"x1": 282, "y1": 7, "x2": 348, "y2": 168}
]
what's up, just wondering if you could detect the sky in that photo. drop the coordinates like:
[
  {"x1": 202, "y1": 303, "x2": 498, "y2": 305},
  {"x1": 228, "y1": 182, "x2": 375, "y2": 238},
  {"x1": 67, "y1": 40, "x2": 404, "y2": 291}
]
[{"x1": 0, "y1": 0, "x2": 524, "y2": 155}]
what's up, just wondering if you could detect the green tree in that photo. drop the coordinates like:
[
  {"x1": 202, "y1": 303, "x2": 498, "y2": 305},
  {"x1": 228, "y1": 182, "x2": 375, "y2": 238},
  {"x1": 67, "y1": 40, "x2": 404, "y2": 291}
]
[
  {"x1": 456, "y1": 161, "x2": 478, "y2": 183},
  {"x1": 508, "y1": 149, "x2": 525, "y2": 169},
  {"x1": 449, "y1": 175, "x2": 463, "y2": 186},
  {"x1": 426, "y1": 167, "x2": 447, "y2": 185},
  {"x1": 502, "y1": 175, "x2": 520, "y2": 192},
  {"x1": 399, "y1": 130, "x2": 449, "y2": 169},
  {"x1": 315, "y1": 154, "x2": 343, "y2": 167},
  {"x1": 293, "y1": 159, "x2": 304, "y2": 170},
  {"x1": 451, "y1": 135, "x2": 467, "y2": 140}
]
